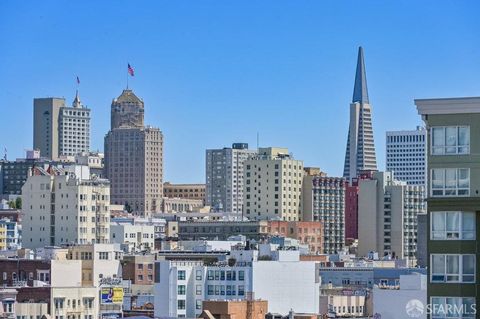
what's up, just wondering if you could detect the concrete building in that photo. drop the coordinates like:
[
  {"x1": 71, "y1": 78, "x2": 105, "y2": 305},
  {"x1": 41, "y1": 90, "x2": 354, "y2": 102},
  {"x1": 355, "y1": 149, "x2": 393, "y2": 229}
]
[
  {"x1": 164, "y1": 182, "x2": 206, "y2": 204},
  {"x1": 104, "y1": 89, "x2": 164, "y2": 216},
  {"x1": 303, "y1": 175, "x2": 345, "y2": 253},
  {"x1": 266, "y1": 221, "x2": 323, "y2": 254},
  {"x1": 75, "y1": 151, "x2": 104, "y2": 178},
  {"x1": 162, "y1": 197, "x2": 205, "y2": 213},
  {"x1": 110, "y1": 221, "x2": 155, "y2": 252},
  {"x1": 386, "y1": 127, "x2": 427, "y2": 186},
  {"x1": 154, "y1": 245, "x2": 319, "y2": 318},
  {"x1": 373, "y1": 273, "x2": 427, "y2": 319},
  {"x1": 0, "y1": 217, "x2": 21, "y2": 250},
  {"x1": 345, "y1": 171, "x2": 374, "y2": 240},
  {"x1": 33, "y1": 93, "x2": 91, "y2": 160},
  {"x1": 22, "y1": 165, "x2": 111, "y2": 248},
  {"x1": 343, "y1": 47, "x2": 377, "y2": 182},
  {"x1": 0, "y1": 223, "x2": 6, "y2": 250},
  {"x1": 357, "y1": 171, "x2": 425, "y2": 266},
  {"x1": 206, "y1": 143, "x2": 257, "y2": 215},
  {"x1": 200, "y1": 300, "x2": 268, "y2": 319},
  {"x1": 244, "y1": 147, "x2": 303, "y2": 221},
  {"x1": 416, "y1": 97, "x2": 479, "y2": 318},
  {"x1": 178, "y1": 220, "x2": 268, "y2": 241}
]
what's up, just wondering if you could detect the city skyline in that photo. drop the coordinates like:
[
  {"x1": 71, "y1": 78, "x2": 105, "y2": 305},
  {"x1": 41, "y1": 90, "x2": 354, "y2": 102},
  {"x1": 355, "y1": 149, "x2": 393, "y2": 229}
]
[{"x1": 1, "y1": 1, "x2": 479, "y2": 183}]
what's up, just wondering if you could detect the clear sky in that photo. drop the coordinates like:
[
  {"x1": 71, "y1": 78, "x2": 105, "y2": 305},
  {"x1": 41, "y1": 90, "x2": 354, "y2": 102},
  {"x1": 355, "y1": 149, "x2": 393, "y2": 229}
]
[{"x1": 1, "y1": 1, "x2": 479, "y2": 183}]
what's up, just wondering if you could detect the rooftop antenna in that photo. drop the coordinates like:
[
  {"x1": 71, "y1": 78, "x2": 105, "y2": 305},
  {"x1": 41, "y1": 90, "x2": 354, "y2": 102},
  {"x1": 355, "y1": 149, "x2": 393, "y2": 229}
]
[{"x1": 256, "y1": 132, "x2": 259, "y2": 150}]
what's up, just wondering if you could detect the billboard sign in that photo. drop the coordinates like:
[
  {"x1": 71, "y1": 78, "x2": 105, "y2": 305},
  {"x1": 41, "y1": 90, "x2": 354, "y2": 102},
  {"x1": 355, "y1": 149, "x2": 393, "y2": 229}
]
[{"x1": 100, "y1": 287, "x2": 124, "y2": 304}]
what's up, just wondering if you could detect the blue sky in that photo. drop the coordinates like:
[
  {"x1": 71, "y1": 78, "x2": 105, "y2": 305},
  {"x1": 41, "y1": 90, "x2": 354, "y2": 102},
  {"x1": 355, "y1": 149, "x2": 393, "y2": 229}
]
[{"x1": 1, "y1": 1, "x2": 479, "y2": 183}]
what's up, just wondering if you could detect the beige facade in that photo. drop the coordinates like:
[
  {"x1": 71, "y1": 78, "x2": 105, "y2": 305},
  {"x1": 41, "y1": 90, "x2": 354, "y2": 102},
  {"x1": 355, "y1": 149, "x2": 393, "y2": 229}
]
[
  {"x1": 104, "y1": 90, "x2": 164, "y2": 216},
  {"x1": 244, "y1": 147, "x2": 304, "y2": 221},
  {"x1": 162, "y1": 197, "x2": 205, "y2": 213},
  {"x1": 163, "y1": 182, "x2": 206, "y2": 203},
  {"x1": 357, "y1": 171, "x2": 425, "y2": 265},
  {"x1": 22, "y1": 166, "x2": 111, "y2": 249}
]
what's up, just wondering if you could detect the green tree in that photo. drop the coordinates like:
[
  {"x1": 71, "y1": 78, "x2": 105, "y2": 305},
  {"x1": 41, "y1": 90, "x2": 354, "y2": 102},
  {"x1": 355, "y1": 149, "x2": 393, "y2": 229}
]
[{"x1": 15, "y1": 197, "x2": 22, "y2": 209}]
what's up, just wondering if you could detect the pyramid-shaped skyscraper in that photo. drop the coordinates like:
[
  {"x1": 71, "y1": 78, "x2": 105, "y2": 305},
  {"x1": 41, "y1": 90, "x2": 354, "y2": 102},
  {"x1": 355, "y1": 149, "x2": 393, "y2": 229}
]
[{"x1": 343, "y1": 47, "x2": 377, "y2": 181}]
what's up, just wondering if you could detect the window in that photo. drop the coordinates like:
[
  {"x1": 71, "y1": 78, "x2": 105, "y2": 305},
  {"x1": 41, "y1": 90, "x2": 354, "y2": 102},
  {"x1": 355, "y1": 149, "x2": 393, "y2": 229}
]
[
  {"x1": 431, "y1": 168, "x2": 469, "y2": 197},
  {"x1": 431, "y1": 212, "x2": 475, "y2": 240},
  {"x1": 431, "y1": 254, "x2": 475, "y2": 283},
  {"x1": 238, "y1": 285, "x2": 245, "y2": 296},
  {"x1": 431, "y1": 297, "x2": 476, "y2": 318},
  {"x1": 195, "y1": 270, "x2": 202, "y2": 280},
  {"x1": 238, "y1": 270, "x2": 245, "y2": 281},
  {"x1": 196, "y1": 284, "x2": 202, "y2": 295},
  {"x1": 207, "y1": 285, "x2": 214, "y2": 295},
  {"x1": 177, "y1": 270, "x2": 186, "y2": 280},
  {"x1": 431, "y1": 126, "x2": 470, "y2": 155},
  {"x1": 177, "y1": 300, "x2": 185, "y2": 310},
  {"x1": 177, "y1": 285, "x2": 186, "y2": 295},
  {"x1": 207, "y1": 270, "x2": 214, "y2": 280},
  {"x1": 196, "y1": 299, "x2": 202, "y2": 310}
]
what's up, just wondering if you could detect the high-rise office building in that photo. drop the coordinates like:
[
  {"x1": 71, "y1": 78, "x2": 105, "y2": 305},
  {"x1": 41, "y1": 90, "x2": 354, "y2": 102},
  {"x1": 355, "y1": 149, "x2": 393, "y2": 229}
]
[
  {"x1": 303, "y1": 173, "x2": 346, "y2": 254},
  {"x1": 104, "y1": 89, "x2": 163, "y2": 216},
  {"x1": 386, "y1": 127, "x2": 426, "y2": 186},
  {"x1": 357, "y1": 171, "x2": 425, "y2": 266},
  {"x1": 22, "y1": 165, "x2": 111, "y2": 249},
  {"x1": 33, "y1": 93, "x2": 90, "y2": 160},
  {"x1": 343, "y1": 47, "x2": 377, "y2": 182},
  {"x1": 206, "y1": 143, "x2": 257, "y2": 214},
  {"x1": 243, "y1": 147, "x2": 303, "y2": 221},
  {"x1": 416, "y1": 97, "x2": 478, "y2": 317}
]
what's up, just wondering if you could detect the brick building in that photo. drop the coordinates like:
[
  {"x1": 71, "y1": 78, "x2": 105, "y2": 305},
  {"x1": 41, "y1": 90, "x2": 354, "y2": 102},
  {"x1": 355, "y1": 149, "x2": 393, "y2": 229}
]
[
  {"x1": 345, "y1": 170, "x2": 374, "y2": 240},
  {"x1": 266, "y1": 221, "x2": 323, "y2": 254}
]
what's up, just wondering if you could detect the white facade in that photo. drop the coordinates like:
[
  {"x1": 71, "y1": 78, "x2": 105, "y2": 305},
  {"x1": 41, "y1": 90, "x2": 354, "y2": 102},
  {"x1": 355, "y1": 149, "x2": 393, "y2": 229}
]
[
  {"x1": 206, "y1": 143, "x2": 257, "y2": 215},
  {"x1": 243, "y1": 147, "x2": 304, "y2": 221},
  {"x1": 154, "y1": 247, "x2": 319, "y2": 318},
  {"x1": 358, "y1": 171, "x2": 425, "y2": 265},
  {"x1": 110, "y1": 222, "x2": 155, "y2": 252},
  {"x1": 373, "y1": 273, "x2": 427, "y2": 319},
  {"x1": 22, "y1": 165, "x2": 111, "y2": 249},
  {"x1": 59, "y1": 92, "x2": 91, "y2": 157},
  {"x1": 386, "y1": 127, "x2": 426, "y2": 186}
]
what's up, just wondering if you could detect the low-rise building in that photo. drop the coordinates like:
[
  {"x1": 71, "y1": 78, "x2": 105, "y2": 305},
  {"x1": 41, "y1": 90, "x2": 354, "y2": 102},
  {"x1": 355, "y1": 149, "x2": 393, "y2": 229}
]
[
  {"x1": 110, "y1": 221, "x2": 155, "y2": 253},
  {"x1": 265, "y1": 221, "x2": 323, "y2": 254},
  {"x1": 199, "y1": 299, "x2": 268, "y2": 319},
  {"x1": 162, "y1": 197, "x2": 206, "y2": 213},
  {"x1": 164, "y1": 182, "x2": 206, "y2": 204},
  {"x1": 178, "y1": 220, "x2": 268, "y2": 241}
]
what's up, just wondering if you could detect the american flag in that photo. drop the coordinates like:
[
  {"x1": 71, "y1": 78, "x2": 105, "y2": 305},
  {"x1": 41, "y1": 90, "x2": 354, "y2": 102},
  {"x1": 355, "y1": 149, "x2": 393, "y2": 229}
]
[{"x1": 128, "y1": 63, "x2": 135, "y2": 76}]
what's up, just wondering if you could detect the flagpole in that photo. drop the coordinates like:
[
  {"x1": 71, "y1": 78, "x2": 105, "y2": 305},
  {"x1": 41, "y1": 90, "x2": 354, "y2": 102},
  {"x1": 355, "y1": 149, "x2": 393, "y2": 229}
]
[{"x1": 126, "y1": 66, "x2": 129, "y2": 89}]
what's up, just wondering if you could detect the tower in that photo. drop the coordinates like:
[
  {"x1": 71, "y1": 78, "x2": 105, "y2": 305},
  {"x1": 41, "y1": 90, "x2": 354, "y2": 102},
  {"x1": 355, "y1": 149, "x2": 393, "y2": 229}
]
[{"x1": 343, "y1": 47, "x2": 377, "y2": 182}]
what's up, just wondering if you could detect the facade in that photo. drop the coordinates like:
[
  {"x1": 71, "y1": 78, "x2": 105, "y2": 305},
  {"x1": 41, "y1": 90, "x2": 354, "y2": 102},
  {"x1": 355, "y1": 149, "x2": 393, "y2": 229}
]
[
  {"x1": 345, "y1": 171, "x2": 374, "y2": 240},
  {"x1": 154, "y1": 247, "x2": 319, "y2": 318},
  {"x1": 0, "y1": 217, "x2": 21, "y2": 249},
  {"x1": 357, "y1": 171, "x2": 425, "y2": 266},
  {"x1": 343, "y1": 47, "x2": 377, "y2": 182},
  {"x1": 164, "y1": 182, "x2": 206, "y2": 204},
  {"x1": 386, "y1": 127, "x2": 426, "y2": 186},
  {"x1": 416, "y1": 97, "x2": 479, "y2": 319},
  {"x1": 33, "y1": 94, "x2": 91, "y2": 160},
  {"x1": 122, "y1": 254, "x2": 155, "y2": 286},
  {"x1": 206, "y1": 143, "x2": 257, "y2": 214},
  {"x1": 58, "y1": 91, "x2": 91, "y2": 157},
  {"x1": 22, "y1": 165, "x2": 111, "y2": 248},
  {"x1": 178, "y1": 220, "x2": 268, "y2": 241},
  {"x1": 104, "y1": 89, "x2": 164, "y2": 216},
  {"x1": 243, "y1": 147, "x2": 304, "y2": 221},
  {"x1": 0, "y1": 223, "x2": 6, "y2": 250},
  {"x1": 75, "y1": 151, "x2": 104, "y2": 178},
  {"x1": 266, "y1": 221, "x2": 323, "y2": 254},
  {"x1": 110, "y1": 221, "x2": 155, "y2": 252},
  {"x1": 0, "y1": 152, "x2": 54, "y2": 195},
  {"x1": 200, "y1": 300, "x2": 268, "y2": 319},
  {"x1": 162, "y1": 197, "x2": 205, "y2": 213},
  {"x1": 303, "y1": 175, "x2": 345, "y2": 254}
]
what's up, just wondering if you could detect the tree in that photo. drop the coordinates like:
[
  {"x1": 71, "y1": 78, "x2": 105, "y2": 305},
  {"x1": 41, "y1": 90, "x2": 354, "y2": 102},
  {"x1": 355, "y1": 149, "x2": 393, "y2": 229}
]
[{"x1": 15, "y1": 197, "x2": 22, "y2": 209}]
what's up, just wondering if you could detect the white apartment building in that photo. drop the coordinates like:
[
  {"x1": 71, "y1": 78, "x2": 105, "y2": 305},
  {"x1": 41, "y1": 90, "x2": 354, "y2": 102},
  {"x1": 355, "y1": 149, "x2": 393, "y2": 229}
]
[
  {"x1": 358, "y1": 171, "x2": 425, "y2": 266},
  {"x1": 22, "y1": 165, "x2": 111, "y2": 248},
  {"x1": 154, "y1": 245, "x2": 319, "y2": 318},
  {"x1": 243, "y1": 147, "x2": 303, "y2": 221},
  {"x1": 59, "y1": 92, "x2": 91, "y2": 157},
  {"x1": 206, "y1": 143, "x2": 257, "y2": 215},
  {"x1": 386, "y1": 126, "x2": 426, "y2": 186},
  {"x1": 110, "y1": 222, "x2": 155, "y2": 253}
]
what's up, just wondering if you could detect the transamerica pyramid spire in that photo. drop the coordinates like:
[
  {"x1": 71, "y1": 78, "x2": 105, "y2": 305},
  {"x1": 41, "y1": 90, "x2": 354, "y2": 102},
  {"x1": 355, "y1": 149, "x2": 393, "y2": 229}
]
[
  {"x1": 352, "y1": 46, "x2": 369, "y2": 104},
  {"x1": 343, "y1": 47, "x2": 377, "y2": 182}
]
